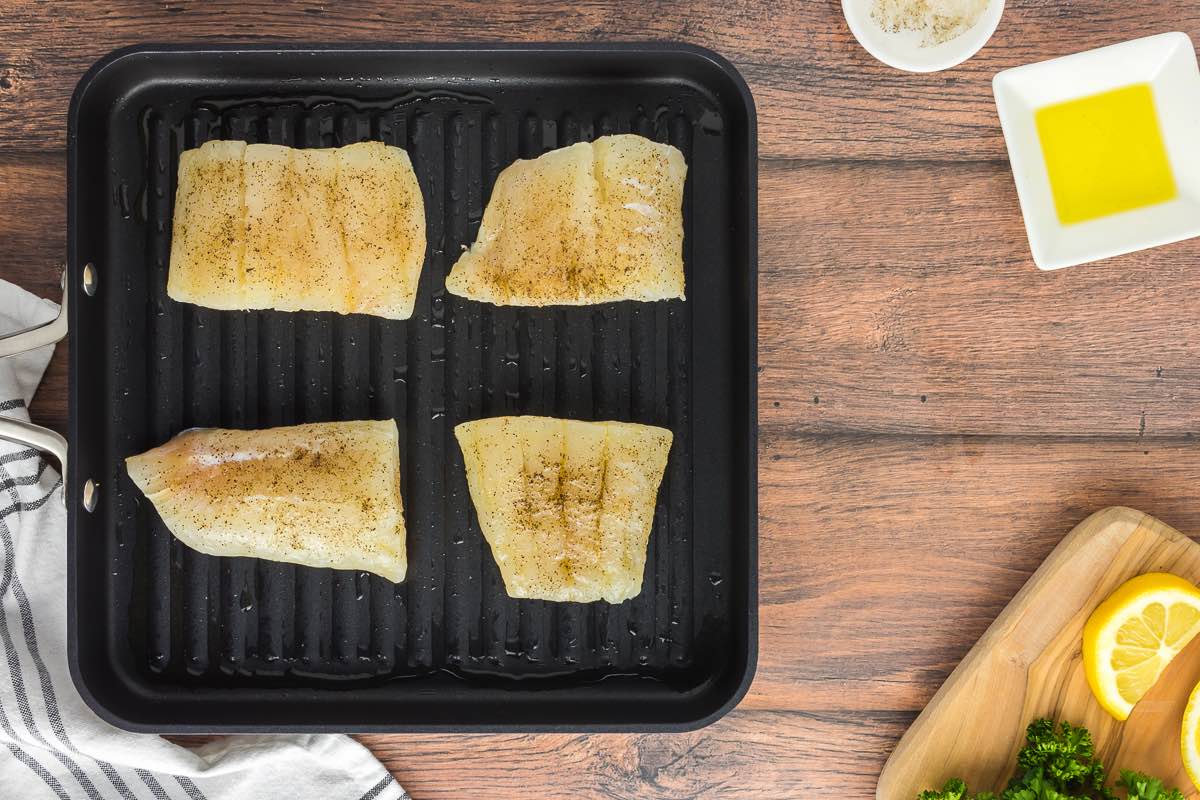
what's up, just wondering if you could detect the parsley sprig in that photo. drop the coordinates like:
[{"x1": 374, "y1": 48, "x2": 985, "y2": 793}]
[{"x1": 917, "y1": 719, "x2": 1185, "y2": 800}]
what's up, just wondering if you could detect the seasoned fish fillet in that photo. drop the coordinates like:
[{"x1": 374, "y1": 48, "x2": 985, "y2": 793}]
[
  {"x1": 126, "y1": 420, "x2": 407, "y2": 582},
  {"x1": 445, "y1": 134, "x2": 686, "y2": 306},
  {"x1": 455, "y1": 416, "x2": 672, "y2": 603},
  {"x1": 169, "y1": 140, "x2": 247, "y2": 303},
  {"x1": 169, "y1": 140, "x2": 426, "y2": 320}
]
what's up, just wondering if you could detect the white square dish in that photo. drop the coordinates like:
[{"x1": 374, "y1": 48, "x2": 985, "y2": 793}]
[{"x1": 993, "y1": 32, "x2": 1200, "y2": 270}]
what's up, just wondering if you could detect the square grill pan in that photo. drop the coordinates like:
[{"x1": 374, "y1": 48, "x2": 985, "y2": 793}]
[{"x1": 67, "y1": 43, "x2": 757, "y2": 731}]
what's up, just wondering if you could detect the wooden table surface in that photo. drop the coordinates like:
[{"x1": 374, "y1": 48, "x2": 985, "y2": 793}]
[{"x1": 5, "y1": 1, "x2": 1200, "y2": 797}]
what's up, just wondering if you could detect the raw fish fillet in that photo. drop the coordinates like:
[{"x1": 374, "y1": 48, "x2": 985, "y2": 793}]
[
  {"x1": 455, "y1": 415, "x2": 672, "y2": 603},
  {"x1": 126, "y1": 420, "x2": 407, "y2": 582},
  {"x1": 445, "y1": 134, "x2": 686, "y2": 306},
  {"x1": 169, "y1": 140, "x2": 426, "y2": 319}
]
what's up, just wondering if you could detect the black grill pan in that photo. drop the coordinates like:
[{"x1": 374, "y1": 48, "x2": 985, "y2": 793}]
[{"x1": 55, "y1": 43, "x2": 756, "y2": 731}]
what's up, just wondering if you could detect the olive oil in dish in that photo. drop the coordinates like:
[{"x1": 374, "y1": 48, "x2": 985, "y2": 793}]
[{"x1": 1035, "y1": 83, "x2": 1177, "y2": 225}]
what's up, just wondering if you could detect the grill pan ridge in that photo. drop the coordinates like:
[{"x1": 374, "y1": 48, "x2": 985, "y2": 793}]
[{"x1": 67, "y1": 43, "x2": 757, "y2": 731}]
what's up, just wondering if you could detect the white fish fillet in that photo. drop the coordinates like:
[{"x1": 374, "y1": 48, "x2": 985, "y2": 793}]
[
  {"x1": 445, "y1": 134, "x2": 686, "y2": 306},
  {"x1": 169, "y1": 140, "x2": 426, "y2": 320},
  {"x1": 126, "y1": 420, "x2": 407, "y2": 582},
  {"x1": 455, "y1": 416, "x2": 672, "y2": 603}
]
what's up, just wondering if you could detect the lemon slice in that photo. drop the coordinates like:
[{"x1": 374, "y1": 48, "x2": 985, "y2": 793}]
[
  {"x1": 1082, "y1": 572, "x2": 1200, "y2": 721},
  {"x1": 1183, "y1": 679, "x2": 1200, "y2": 792}
]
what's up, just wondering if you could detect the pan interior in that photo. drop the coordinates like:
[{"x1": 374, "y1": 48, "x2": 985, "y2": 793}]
[{"x1": 69, "y1": 46, "x2": 755, "y2": 729}]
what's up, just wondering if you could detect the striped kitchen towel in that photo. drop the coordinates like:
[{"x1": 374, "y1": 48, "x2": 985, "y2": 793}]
[{"x1": 0, "y1": 279, "x2": 408, "y2": 800}]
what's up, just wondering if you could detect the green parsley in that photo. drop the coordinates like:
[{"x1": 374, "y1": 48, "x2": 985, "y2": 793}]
[{"x1": 916, "y1": 719, "x2": 1185, "y2": 800}]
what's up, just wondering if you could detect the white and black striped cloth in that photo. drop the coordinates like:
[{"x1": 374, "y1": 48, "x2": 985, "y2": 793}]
[{"x1": 0, "y1": 280, "x2": 407, "y2": 800}]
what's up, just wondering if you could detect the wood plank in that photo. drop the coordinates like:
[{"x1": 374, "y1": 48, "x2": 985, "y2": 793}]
[
  {"x1": 0, "y1": 1, "x2": 1197, "y2": 160},
  {"x1": 760, "y1": 160, "x2": 1200, "y2": 436},
  {"x1": 757, "y1": 433, "x2": 1200, "y2": 714},
  {"x1": 354, "y1": 709, "x2": 907, "y2": 800},
  {"x1": 877, "y1": 508, "x2": 1200, "y2": 800}
]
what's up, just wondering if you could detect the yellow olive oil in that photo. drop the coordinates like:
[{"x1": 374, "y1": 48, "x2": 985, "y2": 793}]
[{"x1": 1035, "y1": 83, "x2": 1177, "y2": 225}]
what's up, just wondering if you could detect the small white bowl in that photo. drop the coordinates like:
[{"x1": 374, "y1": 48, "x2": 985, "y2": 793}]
[
  {"x1": 994, "y1": 32, "x2": 1200, "y2": 270},
  {"x1": 842, "y1": 0, "x2": 1005, "y2": 73}
]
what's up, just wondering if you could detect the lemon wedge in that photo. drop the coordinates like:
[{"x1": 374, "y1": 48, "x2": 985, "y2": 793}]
[
  {"x1": 1082, "y1": 572, "x2": 1200, "y2": 721},
  {"x1": 1183, "y1": 679, "x2": 1200, "y2": 792}
]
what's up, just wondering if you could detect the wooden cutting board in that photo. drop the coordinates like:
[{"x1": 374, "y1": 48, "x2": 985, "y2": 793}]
[{"x1": 878, "y1": 507, "x2": 1200, "y2": 800}]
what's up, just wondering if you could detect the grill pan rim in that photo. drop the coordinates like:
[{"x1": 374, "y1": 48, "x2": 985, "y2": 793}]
[{"x1": 65, "y1": 41, "x2": 758, "y2": 732}]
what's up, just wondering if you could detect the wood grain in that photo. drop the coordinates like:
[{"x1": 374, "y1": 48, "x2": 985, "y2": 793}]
[
  {"x1": 5, "y1": 0, "x2": 1200, "y2": 798},
  {"x1": 356, "y1": 709, "x2": 904, "y2": 800},
  {"x1": 877, "y1": 508, "x2": 1200, "y2": 800},
  {"x1": 758, "y1": 434, "x2": 1200, "y2": 712},
  {"x1": 758, "y1": 160, "x2": 1200, "y2": 436},
  {"x1": 0, "y1": 2, "x2": 1197, "y2": 160}
]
